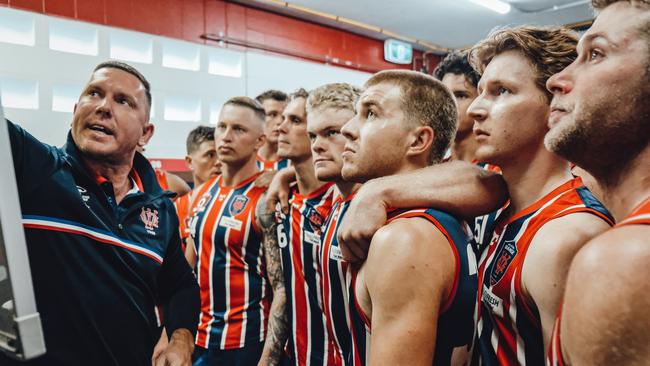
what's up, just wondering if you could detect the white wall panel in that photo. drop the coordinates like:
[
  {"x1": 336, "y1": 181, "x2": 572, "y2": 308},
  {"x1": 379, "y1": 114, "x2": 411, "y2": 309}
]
[{"x1": 0, "y1": 7, "x2": 370, "y2": 160}]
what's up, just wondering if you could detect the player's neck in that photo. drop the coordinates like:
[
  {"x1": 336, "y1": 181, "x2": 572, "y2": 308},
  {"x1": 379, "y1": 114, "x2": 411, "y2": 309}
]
[
  {"x1": 220, "y1": 155, "x2": 260, "y2": 187},
  {"x1": 335, "y1": 181, "x2": 361, "y2": 199},
  {"x1": 452, "y1": 132, "x2": 478, "y2": 162},
  {"x1": 600, "y1": 147, "x2": 650, "y2": 221},
  {"x1": 258, "y1": 143, "x2": 278, "y2": 161},
  {"x1": 501, "y1": 149, "x2": 572, "y2": 214},
  {"x1": 293, "y1": 157, "x2": 325, "y2": 195},
  {"x1": 192, "y1": 176, "x2": 204, "y2": 190}
]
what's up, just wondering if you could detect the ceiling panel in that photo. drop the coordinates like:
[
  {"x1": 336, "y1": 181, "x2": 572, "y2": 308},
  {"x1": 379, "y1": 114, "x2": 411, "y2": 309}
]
[{"x1": 241, "y1": 0, "x2": 594, "y2": 49}]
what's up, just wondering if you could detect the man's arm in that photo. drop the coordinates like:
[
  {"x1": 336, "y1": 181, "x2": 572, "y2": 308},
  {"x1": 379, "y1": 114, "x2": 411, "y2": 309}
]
[
  {"x1": 6, "y1": 119, "x2": 62, "y2": 194},
  {"x1": 165, "y1": 172, "x2": 191, "y2": 197},
  {"x1": 265, "y1": 167, "x2": 296, "y2": 214},
  {"x1": 561, "y1": 227, "x2": 650, "y2": 366},
  {"x1": 156, "y1": 223, "x2": 200, "y2": 366},
  {"x1": 337, "y1": 161, "x2": 507, "y2": 261},
  {"x1": 521, "y1": 213, "x2": 611, "y2": 353},
  {"x1": 363, "y1": 218, "x2": 456, "y2": 365},
  {"x1": 256, "y1": 194, "x2": 289, "y2": 366}
]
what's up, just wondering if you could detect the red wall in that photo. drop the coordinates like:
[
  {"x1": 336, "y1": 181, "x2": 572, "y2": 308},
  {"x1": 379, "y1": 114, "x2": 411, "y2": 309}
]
[{"x1": 2, "y1": 0, "x2": 440, "y2": 73}]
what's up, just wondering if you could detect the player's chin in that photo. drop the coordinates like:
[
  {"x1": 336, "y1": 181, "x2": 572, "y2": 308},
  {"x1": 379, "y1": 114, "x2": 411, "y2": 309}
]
[
  {"x1": 340, "y1": 165, "x2": 364, "y2": 183},
  {"x1": 315, "y1": 168, "x2": 339, "y2": 182}
]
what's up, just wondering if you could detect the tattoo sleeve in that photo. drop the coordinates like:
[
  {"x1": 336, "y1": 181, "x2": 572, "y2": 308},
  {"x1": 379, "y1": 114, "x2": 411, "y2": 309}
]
[{"x1": 257, "y1": 194, "x2": 289, "y2": 365}]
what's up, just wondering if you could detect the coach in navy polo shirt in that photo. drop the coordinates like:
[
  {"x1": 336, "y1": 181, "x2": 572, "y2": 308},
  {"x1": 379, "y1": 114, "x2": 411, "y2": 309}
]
[{"x1": 1, "y1": 61, "x2": 199, "y2": 365}]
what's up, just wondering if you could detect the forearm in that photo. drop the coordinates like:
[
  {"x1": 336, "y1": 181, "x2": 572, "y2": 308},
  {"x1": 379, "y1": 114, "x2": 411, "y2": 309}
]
[
  {"x1": 163, "y1": 275, "x2": 200, "y2": 337},
  {"x1": 368, "y1": 161, "x2": 507, "y2": 218},
  {"x1": 260, "y1": 289, "x2": 289, "y2": 365}
]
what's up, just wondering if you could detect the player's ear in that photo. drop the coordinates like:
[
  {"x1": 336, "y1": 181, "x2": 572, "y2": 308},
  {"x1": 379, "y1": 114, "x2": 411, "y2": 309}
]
[
  {"x1": 254, "y1": 132, "x2": 267, "y2": 151},
  {"x1": 407, "y1": 125, "x2": 434, "y2": 159}
]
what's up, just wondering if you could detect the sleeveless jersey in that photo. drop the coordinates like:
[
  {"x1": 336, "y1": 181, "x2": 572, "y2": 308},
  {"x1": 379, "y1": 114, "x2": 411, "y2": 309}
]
[
  {"x1": 547, "y1": 197, "x2": 650, "y2": 366},
  {"x1": 189, "y1": 172, "x2": 270, "y2": 350},
  {"x1": 155, "y1": 168, "x2": 169, "y2": 190},
  {"x1": 347, "y1": 208, "x2": 478, "y2": 366},
  {"x1": 476, "y1": 178, "x2": 613, "y2": 366},
  {"x1": 277, "y1": 183, "x2": 337, "y2": 366},
  {"x1": 473, "y1": 162, "x2": 505, "y2": 255},
  {"x1": 174, "y1": 191, "x2": 191, "y2": 251},
  {"x1": 257, "y1": 154, "x2": 291, "y2": 171},
  {"x1": 320, "y1": 192, "x2": 357, "y2": 365}
]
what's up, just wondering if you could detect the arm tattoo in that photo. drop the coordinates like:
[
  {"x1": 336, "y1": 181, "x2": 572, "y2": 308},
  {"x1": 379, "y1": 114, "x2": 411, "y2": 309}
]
[{"x1": 257, "y1": 194, "x2": 289, "y2": 365}]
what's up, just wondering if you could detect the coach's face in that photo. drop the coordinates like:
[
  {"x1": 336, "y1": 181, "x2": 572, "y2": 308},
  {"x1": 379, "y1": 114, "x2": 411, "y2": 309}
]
[
  {"x1": 277, "y1": 97, "x2": 311, "y2": 162},
  {"x1": 72, "y1": 67, "x2": 153, "y2": 166},
  {"x1": 468, "y1": 50, "x2": 550, "y2": 167},
  {"x1": 545, "y1": 2, "x2": 650, "y2": 174},
  {"x1": 341, "y1": 82, "x2": 410, "y2": 182},
  {"x1": 307, "y1": 107, "x2": 354, "y2": 181},
  {"x1": 215, "y1": 105, "x2": 265, "y2": 167}
]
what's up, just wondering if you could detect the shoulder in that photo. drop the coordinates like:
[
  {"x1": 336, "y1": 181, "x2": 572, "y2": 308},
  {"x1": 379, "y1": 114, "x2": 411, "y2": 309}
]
[
  {"x1": 569, "y1": 225, "x2": 650, "y2": 280},
  {"x1": 530, "y1": 211, "x2": 612, "y2": 256},
  {"x1": 367, "y1": 216, "x2": 456, "y2": 281},
  {"x1": 523, "y1": 212, "x2": 611, "y2": 286},
  {"x1": 363, "y1": 215, "x2": 458, "y2": 310},
  {"x1": 562, "y1": 226, "x2": 650, "y2": 364}
]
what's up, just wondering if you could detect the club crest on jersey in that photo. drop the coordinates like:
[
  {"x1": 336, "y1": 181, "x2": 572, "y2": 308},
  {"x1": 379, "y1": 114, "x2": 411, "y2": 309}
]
[
  {"x1": 140, "y1": 207, "x2": 159, "y2": 235},
  {"x1": 229, "y1": 195, "x2": 249, "y2": 216},
  {"x1": 305, "y1": 207, "x2": 324, "y2": 235},
  {"x1": 76, "y1": 185, "x2": 91, "y2": 206},
  {"x1": 490, "y1": 239, "x2": 517, "y2": 286}
]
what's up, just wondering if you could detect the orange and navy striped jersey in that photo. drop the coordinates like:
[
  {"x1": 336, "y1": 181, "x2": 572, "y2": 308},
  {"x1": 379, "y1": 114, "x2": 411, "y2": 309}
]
[
  {"x1": 174, "y1": 191, "x2": 191, "y2": 251},
  {"x1": 257, "y1": 154, "x2": 291, "y2": 171},
  {"x1": 155, "y1": 168, "x2": 169, "y2": 190},
  {"x1": 476, "y1": 178, "x2": 613, "y2": 366},
  {"x1": 320, "y1": 192, "x2": 357, "y2": 366},
  {"x1": 547, "y1": 197, "x2": 650, "y2": 366},
  {"x1": 188, "y1": 172, "x2": 270, "y2": 350},
  {"x1": 547, "y1": 303, "x2": 567, "y2": 366},
  {"x1": 347, "y1": 208, "x2": 478, "y2": 366},
  {"x1": 473, "y1": 162, "x2": 505, "y2": 255},
  {"x1": 277, "y1": 183, "x2": 337, "y2": 366}
]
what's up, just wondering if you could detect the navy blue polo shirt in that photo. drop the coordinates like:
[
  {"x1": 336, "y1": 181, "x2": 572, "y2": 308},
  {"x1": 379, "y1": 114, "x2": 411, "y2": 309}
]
[{"x1": 1, "y1": 120, "x2": 199, "y2": 366}]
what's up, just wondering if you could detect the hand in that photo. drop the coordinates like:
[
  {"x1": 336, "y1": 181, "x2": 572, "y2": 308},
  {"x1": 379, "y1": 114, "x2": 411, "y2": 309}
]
[
  {"x1": 266, "y1": 168, "x2": 295, "y2": 215},
  {"x1": 337, "y1": 183, "x2": 388, "y2": 262},
  {"x1": 255, "y1": 171, "x2": 277, "y2": 188},
  {"x1": 153, "y1": 329, "x2": 194, "y2": 366},
  {"x1": 151, "y1": 328, "x2": 169, "y2": 365}
]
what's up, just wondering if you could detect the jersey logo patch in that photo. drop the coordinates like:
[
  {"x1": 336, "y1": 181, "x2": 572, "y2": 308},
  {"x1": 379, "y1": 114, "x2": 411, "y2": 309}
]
[
  {"x1": 140, "y1": 207, "x2": 159, "y2": 235},
  {"x1": 490, "y1": 239, "x2": 517, "y2": 286},
  {"x1": 229, "y1": 195, "x2": 249, "y2": 216},
  {"x1": 305, "y1": 207, "x2": 324, "y2": 235}
]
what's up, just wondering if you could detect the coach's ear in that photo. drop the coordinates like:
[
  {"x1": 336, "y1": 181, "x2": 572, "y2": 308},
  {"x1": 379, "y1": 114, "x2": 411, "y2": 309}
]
[{"x1": 406, "y1": 125, "x2": 434, "y2": 160}]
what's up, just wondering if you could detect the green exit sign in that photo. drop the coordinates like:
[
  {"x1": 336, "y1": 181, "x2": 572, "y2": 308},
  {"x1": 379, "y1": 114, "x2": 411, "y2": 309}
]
[{"x1": 384, "y1": 39, "x2": 413, "y2": 65}]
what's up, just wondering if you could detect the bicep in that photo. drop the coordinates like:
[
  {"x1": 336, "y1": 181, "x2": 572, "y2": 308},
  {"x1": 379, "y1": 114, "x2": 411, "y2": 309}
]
[
  {"x1": 365, "y1": 220, "x2": 456, "y2": 365},
  {"x1": 522, "y1": 213, "x2": 611, "y2": 349}
]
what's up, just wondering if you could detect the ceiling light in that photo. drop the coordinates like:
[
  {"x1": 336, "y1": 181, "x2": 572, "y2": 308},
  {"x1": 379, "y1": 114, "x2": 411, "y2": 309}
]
[{"x1": 469, "y1": 0, "x2": 511, "y2": 14}]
